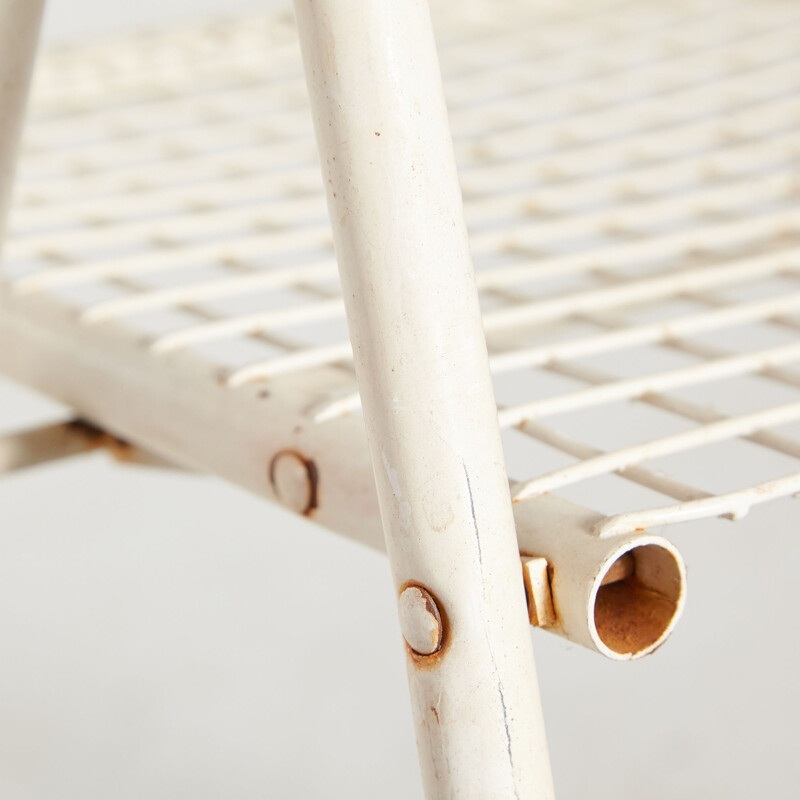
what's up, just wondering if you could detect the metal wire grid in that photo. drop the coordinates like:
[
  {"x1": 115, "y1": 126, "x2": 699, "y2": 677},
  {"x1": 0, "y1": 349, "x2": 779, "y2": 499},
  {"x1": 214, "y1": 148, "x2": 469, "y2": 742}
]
[{"x1": 2, "y1": 0, "x2": 799, "y2": 537}]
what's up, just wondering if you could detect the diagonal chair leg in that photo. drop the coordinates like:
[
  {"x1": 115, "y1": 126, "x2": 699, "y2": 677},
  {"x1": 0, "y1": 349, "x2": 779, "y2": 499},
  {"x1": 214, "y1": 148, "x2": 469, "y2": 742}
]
[
  {"x1": 0, "y1": 0, "x2": 45, "y2": 253},
  {"x1": 293, "y1": 1, "x2": 555, "y2": 797}
]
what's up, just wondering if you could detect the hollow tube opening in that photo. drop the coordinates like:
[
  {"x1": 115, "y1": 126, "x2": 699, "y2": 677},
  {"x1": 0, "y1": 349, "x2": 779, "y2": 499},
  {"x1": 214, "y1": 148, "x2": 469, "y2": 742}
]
[{"x1": 593, "y1": 543, "x2": 685, "y2": 659}]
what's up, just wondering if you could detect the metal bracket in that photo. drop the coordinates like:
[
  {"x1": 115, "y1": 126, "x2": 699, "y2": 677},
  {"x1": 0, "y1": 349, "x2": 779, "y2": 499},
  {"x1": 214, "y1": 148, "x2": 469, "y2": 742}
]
[{"x1": 0, "y1": 419, "x2": 180, "y2": 475}]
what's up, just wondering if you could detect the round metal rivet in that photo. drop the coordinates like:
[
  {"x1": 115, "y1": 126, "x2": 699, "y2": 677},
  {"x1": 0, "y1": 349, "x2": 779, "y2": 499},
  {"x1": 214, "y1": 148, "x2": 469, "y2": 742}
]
[
  {"x1": 398, "y1": 585, "x2": 443, "y2": 656},
  {"x1": 269, "y1": 450, "x2": 316, "y2": 515}
]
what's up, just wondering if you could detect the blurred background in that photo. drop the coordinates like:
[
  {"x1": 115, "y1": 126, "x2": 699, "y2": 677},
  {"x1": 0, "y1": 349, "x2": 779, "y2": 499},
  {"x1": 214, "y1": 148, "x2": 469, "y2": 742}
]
[{"x1": 0, "y1": 2, "x2": 797, "y2": 798}]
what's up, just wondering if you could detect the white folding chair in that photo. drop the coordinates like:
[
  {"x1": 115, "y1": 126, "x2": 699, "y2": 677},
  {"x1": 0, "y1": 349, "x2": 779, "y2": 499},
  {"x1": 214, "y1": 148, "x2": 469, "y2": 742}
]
[{"x1": 1, "y1": 0, "x2": 798, "y2": 796}]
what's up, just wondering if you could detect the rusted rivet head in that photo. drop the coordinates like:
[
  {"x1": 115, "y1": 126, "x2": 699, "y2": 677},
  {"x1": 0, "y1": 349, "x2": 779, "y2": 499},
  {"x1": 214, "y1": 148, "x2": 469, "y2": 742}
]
[
  {"x1": 398, "y1": 585, "x2": 443, "y2": 656},
  {"x1": 269, "y1": 450, "x2": 318, "y2": 516}
]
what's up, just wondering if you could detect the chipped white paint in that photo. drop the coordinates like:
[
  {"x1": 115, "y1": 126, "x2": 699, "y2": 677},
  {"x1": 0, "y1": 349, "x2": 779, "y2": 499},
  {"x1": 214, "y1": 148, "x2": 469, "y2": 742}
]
[{"x1": 292, "y1": 0, "x2": 554, "y2": 796}]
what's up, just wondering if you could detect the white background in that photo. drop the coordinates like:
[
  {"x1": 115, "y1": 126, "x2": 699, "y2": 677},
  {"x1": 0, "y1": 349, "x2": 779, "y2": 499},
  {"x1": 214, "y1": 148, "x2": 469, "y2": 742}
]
[{"x1": 0, "y1": 2, "x2": 797, "y2": 798}]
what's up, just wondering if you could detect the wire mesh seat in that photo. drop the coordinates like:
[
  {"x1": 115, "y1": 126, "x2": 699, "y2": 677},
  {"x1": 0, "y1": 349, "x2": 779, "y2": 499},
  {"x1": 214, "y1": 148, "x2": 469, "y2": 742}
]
[{"x1": 6, "y1": 0, "x2": 799, "y2": 539}]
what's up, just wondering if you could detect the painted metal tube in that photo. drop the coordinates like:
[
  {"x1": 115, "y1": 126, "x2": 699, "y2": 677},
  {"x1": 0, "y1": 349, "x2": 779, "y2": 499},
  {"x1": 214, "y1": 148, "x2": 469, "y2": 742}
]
[
  {"x1": 291, "y1": 1, "x2": 554, "y2": 797},
  {"x1": 0, "y1": 418, "x2": 181, "y2": 473},
  {"x1": 0, "y1": 290, "x2": 688, "y2": 662},
  {"x1": 0, "y1": 0, "x2": 44, "y2": 250},
  {"x1": 0, "y1": 420, "x2": 108, "y2": 472},
  {"x1": 515, "y1": 493, "x2": 686, "y2": 660},
  {"x1": 0, "y1": 411, "x2": 685, "y2": 661}
]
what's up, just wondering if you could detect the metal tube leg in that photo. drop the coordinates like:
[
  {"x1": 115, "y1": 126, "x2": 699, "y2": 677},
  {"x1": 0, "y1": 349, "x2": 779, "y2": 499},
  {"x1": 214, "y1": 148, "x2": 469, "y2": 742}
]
[
  {"x1": 292, "y1": 1, "x2": 555, "y2": 797},
  {"x1": 0, "y1": 0, "x2": 44, "y2": 252}
]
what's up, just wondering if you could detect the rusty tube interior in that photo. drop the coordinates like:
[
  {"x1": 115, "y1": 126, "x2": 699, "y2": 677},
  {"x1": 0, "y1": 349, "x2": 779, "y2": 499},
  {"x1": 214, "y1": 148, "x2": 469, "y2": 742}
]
[{"x1": 593, "y1": 543, "x2": 685, "y2": 658}]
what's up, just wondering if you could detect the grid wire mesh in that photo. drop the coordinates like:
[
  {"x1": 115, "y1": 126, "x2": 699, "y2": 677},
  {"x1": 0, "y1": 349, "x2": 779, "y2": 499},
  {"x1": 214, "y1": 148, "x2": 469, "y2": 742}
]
[{"x1": 3, "y1": 0, "x2": 800, "y2": 536}]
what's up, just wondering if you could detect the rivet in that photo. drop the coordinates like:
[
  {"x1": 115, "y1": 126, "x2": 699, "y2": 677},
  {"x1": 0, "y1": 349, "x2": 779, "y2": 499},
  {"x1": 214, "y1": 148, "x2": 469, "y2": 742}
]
[
  {"x1": 398, "y1": 585, "x2": 443, "y2": 656},
  {"x1": 269, "y1": 450, "x2": 317, "y2": 515}
]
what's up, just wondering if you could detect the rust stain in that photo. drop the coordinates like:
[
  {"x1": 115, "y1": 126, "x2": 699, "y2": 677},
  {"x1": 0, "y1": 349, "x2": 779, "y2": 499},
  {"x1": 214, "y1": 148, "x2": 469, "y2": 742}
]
[
  {"x1": 68, "y1": 419, "x2": 138, "y2": 461},
  {"x1": 303, "y1": 456, "x2": 319, "y2": 517},
  {"x1": 430, "y1": 706, "x2": 440, "y2": 725},
  {"x1": 106, "y1": 438, "x2": 137, "y2": 462},
  {"x1": 65, "y1": 419, "x2": 108, "y2": 448},
  {"x1": 398, "y1": 580, "x2": 450, "y2": 670},
  {"x1": 594, "y1": 577, "x2": 674, "y2": 657},
  {"x1": 544, "y1": 561, "x2": 562, "y2": 631}
]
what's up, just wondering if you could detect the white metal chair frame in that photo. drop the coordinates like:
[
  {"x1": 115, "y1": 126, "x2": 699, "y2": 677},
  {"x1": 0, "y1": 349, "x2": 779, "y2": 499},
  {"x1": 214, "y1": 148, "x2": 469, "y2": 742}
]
[
  {"x1": 1, "y1": 0, "x2": 798, "y2": 796},
  {"x1": 1, "y1": 3, "x2": 555, "y2": 795}
]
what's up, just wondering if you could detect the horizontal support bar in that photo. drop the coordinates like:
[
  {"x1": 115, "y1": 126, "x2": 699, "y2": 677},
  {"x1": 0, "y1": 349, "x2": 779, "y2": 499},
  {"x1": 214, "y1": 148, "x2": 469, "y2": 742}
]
[
  {"x1": 0, "y1": 290, "x2": 685, "y2": 658},
  {"x1": 0, "y1": 417, "x2": 182, "y2": 474}
]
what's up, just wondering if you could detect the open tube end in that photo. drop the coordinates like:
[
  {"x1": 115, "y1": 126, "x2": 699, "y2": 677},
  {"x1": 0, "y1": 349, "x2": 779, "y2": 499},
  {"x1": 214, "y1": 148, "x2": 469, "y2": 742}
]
[{"x1": 591, "y1": 540, "x2": 686, "y2": 660}]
